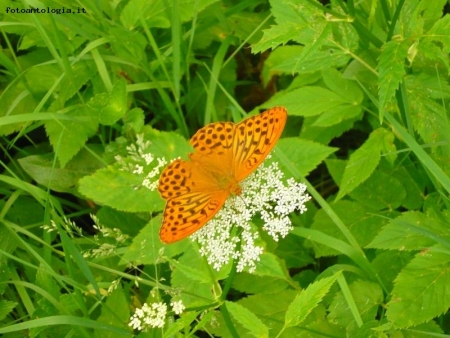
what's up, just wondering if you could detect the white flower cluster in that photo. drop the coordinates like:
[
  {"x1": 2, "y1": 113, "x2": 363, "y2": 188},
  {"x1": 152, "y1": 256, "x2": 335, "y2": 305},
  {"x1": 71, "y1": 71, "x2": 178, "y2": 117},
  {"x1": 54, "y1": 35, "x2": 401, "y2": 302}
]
[
  {"x1": 114, "y1": 134, "x2": 167, "y2": 190},
  {"x1": 129, "y1": 300, "x2": 185, "y2": 331},
  {"x1": 191, "y1": 160, "x2": 311, "y2": 273}
]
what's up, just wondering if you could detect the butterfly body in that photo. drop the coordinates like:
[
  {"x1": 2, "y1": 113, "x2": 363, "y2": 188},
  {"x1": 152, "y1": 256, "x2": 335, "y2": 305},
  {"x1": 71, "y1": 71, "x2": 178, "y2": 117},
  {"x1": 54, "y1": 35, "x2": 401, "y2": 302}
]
[{"x1": 158, "y1": 106, "x2": 287, "y2": 243}]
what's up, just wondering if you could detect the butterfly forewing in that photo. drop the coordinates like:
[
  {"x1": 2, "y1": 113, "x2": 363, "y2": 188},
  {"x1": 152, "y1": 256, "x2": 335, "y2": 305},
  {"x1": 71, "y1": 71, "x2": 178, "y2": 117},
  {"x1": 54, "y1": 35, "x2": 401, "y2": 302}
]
[
  {"x1": 233, "y1": 106, "x2": 287, "y2": 181},
  {"x1": 189, "y1": 121, "x2": 236, "y2": 178}
]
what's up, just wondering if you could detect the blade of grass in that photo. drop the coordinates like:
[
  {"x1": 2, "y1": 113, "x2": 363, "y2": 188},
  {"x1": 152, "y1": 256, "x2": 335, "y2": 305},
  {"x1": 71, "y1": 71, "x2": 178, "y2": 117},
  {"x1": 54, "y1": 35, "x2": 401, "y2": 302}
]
[
  {"x1": 204, "y1": 36, "x2": 233, "y2": 125},
  {"x1": 384, "y1": 112, "x2": 450, "y2": 194}
]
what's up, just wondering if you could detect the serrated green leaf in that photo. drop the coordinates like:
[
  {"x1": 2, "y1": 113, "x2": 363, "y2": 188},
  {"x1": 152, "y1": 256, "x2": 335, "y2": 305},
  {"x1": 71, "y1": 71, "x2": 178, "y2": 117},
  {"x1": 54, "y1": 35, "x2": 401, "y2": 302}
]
[
  {"x1": 0, "y1": 82, "x2": 38, "y2": 136},
  {"x1": 350, "y1": 170, "x2": 406, "y2": 210},
  {"x1": 121, "y1": 216, "x2": 189, "y2": 265},
  {"x1": 301, "y1": 115, "x2": 357, "y2": 144},
  {"x1": 252, "y1": 23, "x2": 301, "y2": 54},
  {"x1": 310, "y1": 200, "x2": 390, "y2": 257},
  {"x1": 163, "y1": 311, "x2": 200, "y2": 337},
  {"x1": 273, "y1": 47, "x2": 351, "y2": 75},
  {"x1": 328, "y1": 280, "x2": 383, "y2": 329},
  {"x1": 0, "y1": 300, "x2": 18, "y2": 321},
  {"x1": 367, "y1": 211, "x2": 450, "y2": 250},
  {"x1": 276, "y1": 138, "x2": 337, "y2": 177},
  {"x1": 232, "y1": 273, "x2": 289, "y2": 295},
  {"x1": 391, "y1": 165, "x2": 424, "y2": 210},
  {"x1": 371, "y1": 251, "x2": 413, "y2": 292},
  {"x1": 122, "y1": 108, "x2": 145, "y2": 134},
  {"x1": 269, "y1": 86, "x2": 347, "y2": 117},
  {"x1": 18, "y1": 146, "x2": 103, "y2": 193},
  {"x1": 284, "y1": 272, "x2": 341, "y2": 329},
  {"x1": 78, "y1": 165, "x2": 164, "y2": 213},
  {"x1": 378, "y1": 40, "x2": 409, "y2": 117},
  {"x1": 386, "y1": 248, "x2": 450, "y2": 328},
  {"x1": 171, "y1": 246, "x2": 217, "y2": 307},
  {"x1": 45, "y1": 106, "x2": 98, "y2": 167},
  {"x1": 322, "y1": 68, "x2": 364, "y2": 104},
  {"x1": 253, "y1": 253, "x2": 287, "y2": 279},
  {"x1": 87, "y1": 79, "x2": 127, "y2": 126},
  {"x1": 337, "y1": 128, "x2": 391, "y2": 200},
  {"x1": 426, "y1": 15, "x2": 450, "y2": 53},
  {"x1": 96, "y1": 286, "x2": 130, "y2": 337},
  {"x1": 237, "y1": 290, "x2": 299, "y2": 334},
  {"x1": 313, "y1": 104, "x2": 361, "y2": 127},
  {"x1": 57, "y1": 61, "x2": 95, "y2": 104},
  {"x1": 226, "y1": 301, "x2": 269, "y2": 338},
  {"x1": 24, "y1": 63, "x2": 61, "y2": 93}
]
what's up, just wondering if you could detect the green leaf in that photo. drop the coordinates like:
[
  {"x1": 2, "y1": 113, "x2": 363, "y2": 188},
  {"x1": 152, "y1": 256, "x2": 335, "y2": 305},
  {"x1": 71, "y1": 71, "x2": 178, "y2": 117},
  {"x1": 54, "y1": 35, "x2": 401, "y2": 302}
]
[
  {"x1": 378, "y1": 40, "x2": 409, "y2": 117},
  {"x1": 109, "y1": 27, "x2": 147, "y2": 64},
  {"x1": 426, "y1": 15, "x2": 450, "y2": 53},
  {"x1": 121, "y1": 216, "x2": 190, "y2": 265},
  {"x1": 371, "y1": 251, "x2": 413, "y2": 292},
  {"x1": 349, "y1": 170, "x2": 406, "y2": 210},
  {"x1": 252, "y1": 23, "x2": 302, "y2": 54},
  {"x1": 0, "y1": 300, "x2": 18, "y2": 321},
  {"x1": 95, "y1": 286, "x2": 130, "y2": 337},
  {"x1": 87, "y1": 79, "x2": 127, "y2": 126},
  {"x1": 252, "y1": 0, "x2": 308, "y2": 53},
  {"x1": 391, "y1": 165, "x2": 424, "y2": 210},
  {"x1": 18, "y1": 146, "x2": 104, "y2": 193},
  {"x1": 232, "y1": 273, "x2": 289, "y2": 295},
  {"x1": 284, "y1": 272, "x2": 341, "y2": 329},
  {"x1": 171, "y1": 246, "x2": 217, "y2": 307},
  {"x1": 301, "y1": 115, "x2": 357, "y2": 145},
  {"x1": 253, "y1": 253, "x2": 287, "y2": 279},
  {"x1": 24, "y1": 63, "x2": 61, "y2": 93},
  {"x1": 122, "y1": 108, "x2": 145, "y2": 134},
  {"x1": 44, "y1": 106, "x2": 98, "y2": 167},
  {"x1": 237, "y1": 290, "x2": 299, "y2": 334},
  {"x1": 226, "y1": 301, "x2": 269, "y2": 338},
  {"x1": 276, "y1": 138, "x2": 337, "y2": 177},
  {"x1": 78, "y1": 165, "x2": 163, "y2": 213},
  {"x1": 367, "y1": 211, "x2": 450, "y2": 250},
  {"x1": 0, "y1": 81, "x2": 38, "y2": 136},
  {"x1": 328, "y1": 280, "x2": 383, "y2": 329},
  {"x1": 269, "y1": 86, "x2": 349, "y2": 117},
  {"x1": 336, "y1": 128, "x2": 393, "y2": 200},
  {"x1": 310, "y1": 200, "x2": 390, "y2": 257},
  {"x1": 57, "y1": 61, "x2": 95, "y2": 104},
  {"x1": 386, "y1": 248, "x2": 450, "y2": 328}
]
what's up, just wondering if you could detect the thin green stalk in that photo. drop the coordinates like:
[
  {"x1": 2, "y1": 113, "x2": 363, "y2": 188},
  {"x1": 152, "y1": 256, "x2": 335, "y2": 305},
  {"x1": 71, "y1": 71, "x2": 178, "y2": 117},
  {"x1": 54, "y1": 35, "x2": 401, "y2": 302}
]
[
  {"x1": 172, "y1": 0, "x2": 181, "y2": 102},
  {"x1": 220, "y1": 302, "x2": 240, "y2": 338},
  {"x1": 204, "y1": 36, "x2": 232, "y2": 125},
  {"x1": 384, "y1": 112, "x2": 450, "y2": 194},
  {"x1": 386, "y1": 0, "x2": 406, "y2": 41},
  {"x1": 395, "y1": 81, "x2": 414, "y2": 137},
  {"x1": 379, "y1": 0, "x2": 391, "y2": 22}
]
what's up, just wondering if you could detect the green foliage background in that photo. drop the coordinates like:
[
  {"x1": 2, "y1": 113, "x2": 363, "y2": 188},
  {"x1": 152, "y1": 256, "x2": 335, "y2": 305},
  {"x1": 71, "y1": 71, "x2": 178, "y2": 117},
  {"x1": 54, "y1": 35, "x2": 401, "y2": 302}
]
[{"x1": 1, "y1": 0, "x2": 450, "y2": 336}]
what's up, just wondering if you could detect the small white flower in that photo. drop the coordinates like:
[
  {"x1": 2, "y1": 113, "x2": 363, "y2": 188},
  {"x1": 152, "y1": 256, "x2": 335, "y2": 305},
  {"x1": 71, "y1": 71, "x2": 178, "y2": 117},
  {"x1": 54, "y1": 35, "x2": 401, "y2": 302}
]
[
  {"x1": 116, "y1": 134, "x2": 167, "y2": 190},
  {"x1": 191, "y1": 160, "x2": 311, "y2": 273},
  {"x1": 129, "y1": 302, "x2": 167, "y2": 331},
  {"x1": 170, "y1": 300, "x2": 185, "y2": 315}
]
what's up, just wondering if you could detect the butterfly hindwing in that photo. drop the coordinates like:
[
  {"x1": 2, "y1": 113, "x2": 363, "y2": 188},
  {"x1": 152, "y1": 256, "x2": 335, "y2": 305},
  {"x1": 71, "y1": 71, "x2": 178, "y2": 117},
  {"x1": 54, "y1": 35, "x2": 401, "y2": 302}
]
[{"x1": 159, "y1": 190, "x2": 228, "y2": 243}]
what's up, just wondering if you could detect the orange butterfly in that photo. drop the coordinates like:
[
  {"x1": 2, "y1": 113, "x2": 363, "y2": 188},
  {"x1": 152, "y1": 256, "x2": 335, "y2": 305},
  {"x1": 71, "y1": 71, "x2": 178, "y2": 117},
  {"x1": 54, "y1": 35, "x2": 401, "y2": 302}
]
[{"x1": 158, "y1": 106, "x2": 287, "y2": 243}]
